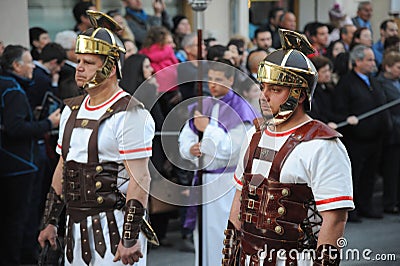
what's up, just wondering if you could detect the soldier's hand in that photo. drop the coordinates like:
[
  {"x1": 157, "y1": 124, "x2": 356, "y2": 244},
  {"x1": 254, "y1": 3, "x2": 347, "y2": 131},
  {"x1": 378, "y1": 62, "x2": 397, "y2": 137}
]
[
  {"x1": 38, "y1": 224, "x2": 58, "y2": 250},
  {"x1": 113, "y1": 241, "x2": 143, "y2": 265}
]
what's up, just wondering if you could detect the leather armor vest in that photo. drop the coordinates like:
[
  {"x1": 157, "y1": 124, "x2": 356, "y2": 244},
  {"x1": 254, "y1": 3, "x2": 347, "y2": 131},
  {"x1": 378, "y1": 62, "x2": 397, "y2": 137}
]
[
  {"x1": 61, "y1": 94, "x2": 142, "y2": 265},
  {"x1": 238, "y1": 119, "x2": 341, "y2": 266}
]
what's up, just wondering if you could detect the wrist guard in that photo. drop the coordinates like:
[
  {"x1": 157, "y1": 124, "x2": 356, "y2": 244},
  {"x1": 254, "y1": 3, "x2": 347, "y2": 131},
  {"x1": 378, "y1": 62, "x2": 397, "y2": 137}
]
[
  {"x1": 41, "y1": 187, "x2": 65, "y2": 229},
  {"x1": 122, "y1": 199, "x2": 145, "y2": 248},
  {"x1": 222, "y1": 220, "x2": 241, "y2": 266},
  {"x1": 313, "y1": 244, "x2": 341, "y2": 266}
]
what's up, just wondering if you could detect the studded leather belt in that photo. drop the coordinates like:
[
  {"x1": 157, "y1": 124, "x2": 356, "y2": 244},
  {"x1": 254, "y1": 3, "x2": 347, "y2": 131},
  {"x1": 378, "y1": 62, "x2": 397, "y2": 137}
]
[{"x1": 63, "y1": 160, "x2": 124, "y2": 265}]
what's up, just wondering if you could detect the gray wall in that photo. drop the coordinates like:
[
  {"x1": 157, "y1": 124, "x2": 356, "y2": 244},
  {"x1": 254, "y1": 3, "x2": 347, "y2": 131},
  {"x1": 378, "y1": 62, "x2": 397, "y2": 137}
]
[{"x1": 0, "y1": 0, "x2": 29, "y2": 48}]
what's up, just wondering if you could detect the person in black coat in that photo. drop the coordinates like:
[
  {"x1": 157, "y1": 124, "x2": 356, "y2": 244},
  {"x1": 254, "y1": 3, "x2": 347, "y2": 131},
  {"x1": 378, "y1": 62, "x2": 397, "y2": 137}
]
[
  {"x1": 308, "y1": 55, "x2": 342, "y2": 126},
  {"x1": 332, "y1": 45, "x2": 390, "y2": 222},
  {"x1": 372, "y1": 51, "x2": 400, "y2": 214},
  {"x1": 0, "y1": 45, "x2": 60, "y2": 265}
]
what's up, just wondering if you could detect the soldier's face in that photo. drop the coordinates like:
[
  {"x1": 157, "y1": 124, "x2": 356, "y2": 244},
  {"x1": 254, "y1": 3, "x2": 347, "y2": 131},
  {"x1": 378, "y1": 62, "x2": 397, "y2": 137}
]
[
  {"x1": 259, "y1": 83, "x2": 290, "y2": 117},
  {"x1": 75, "y1": 54, "x2": 104, "y2": 87}
]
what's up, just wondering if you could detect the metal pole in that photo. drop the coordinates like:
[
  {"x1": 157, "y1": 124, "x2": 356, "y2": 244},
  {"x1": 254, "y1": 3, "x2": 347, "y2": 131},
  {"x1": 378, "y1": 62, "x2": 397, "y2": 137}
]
[
  {"x1": 188, "y1": 2, "x2": 209, "y2": 265},
  {"x1": 336, "y1": 98, "x2": 400, "y2": 128},
  {"x1": 196, "y1": 26, "x2": 204, "y2": 266}
]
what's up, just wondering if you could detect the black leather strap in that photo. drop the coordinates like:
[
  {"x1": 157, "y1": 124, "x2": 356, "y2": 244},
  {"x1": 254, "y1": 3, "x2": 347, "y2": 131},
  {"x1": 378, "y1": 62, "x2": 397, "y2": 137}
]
[{"x1": 122, "y1": 199, "x2": 145, "y2": 248}]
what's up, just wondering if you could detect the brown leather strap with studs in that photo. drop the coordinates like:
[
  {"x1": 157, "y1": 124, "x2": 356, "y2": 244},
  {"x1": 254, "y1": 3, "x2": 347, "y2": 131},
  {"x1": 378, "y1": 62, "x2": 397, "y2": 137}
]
[
  {"x1": 41, "y1": 186, "x2": 65, "y2": 229},
  {"x1": 106, "y1": 210, "x2": 120, "y2": 255},
  {"x1": 92, "y1": 214, "x2": 106, "y2": 258},
  {"x1": 65, "y1": 217, "x2": 74, "y2": 263},
  {"x1": 222, "y1": 220, "x2": 241, "y2": 266},
  {"x1": 80, "y1": 219, "x2": 92, "y2": 265},
  {"x1": 122, "y1": 199, "x2": 145, "y2": 248},
  {"x1": 313, "y1": 244, "x2": 341, "y2": 266}
]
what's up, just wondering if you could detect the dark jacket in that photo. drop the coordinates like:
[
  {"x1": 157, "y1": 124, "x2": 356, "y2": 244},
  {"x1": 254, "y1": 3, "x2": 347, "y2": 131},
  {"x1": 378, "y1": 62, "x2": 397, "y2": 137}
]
[
  {"x1": 27, "y1": 63, "x2": 58, "y2": 110},
  {"x1": 333, "y1": 70, "x2": 390, "y2": 140},
  {"x1": 0, "y1": 71, "x2": 52, "y2": 175},
  {"x1": 124, "y1": 8, "x2": 171, "y2": 49},
  {"x1": 308, "y1": 82, "x2": 342, "y2": 123},
  {"x1": 58, "y1": 61, "x2": 83, "y2": 101},
  {"x1": 372, "y1": 73, "x2": 400, "y2": 144}
]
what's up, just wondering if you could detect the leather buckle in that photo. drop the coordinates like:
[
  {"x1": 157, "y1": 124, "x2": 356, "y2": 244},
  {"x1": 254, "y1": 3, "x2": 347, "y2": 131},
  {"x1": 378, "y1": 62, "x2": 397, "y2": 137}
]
[
  {"x1": 123, "y1": 231, "x2": 131, "y2": 239},
  {"x1": 247, "y1": 199, "x2": 255, "y2": 209},
  {"x1": 129, "y1": 206, "x2": 136, "y2": 214},
  {"x1": 245, "y1": 213, "x2": 252, "y2": 223},
  {"x1": 249, "y1": 185, "x2": 257, "y2": 196},
  {"x1": 69, "y1": 193, "x2": 80, "y2": 201},
  {"x1": 224, "y1": 229, "x2": 233, "y2": 236},
  {"x1": 67, "y1": 170, "x2": 77, "y2": 178},
  {"x1": 222, "y1": 248, "x2": 231, "y2": 255},
  {"x1": 124, "y1": 223, "x2": 132, "y2": 231},
  {"x1": 68, "y1": 182, "x2": 79, "y2": 190}
]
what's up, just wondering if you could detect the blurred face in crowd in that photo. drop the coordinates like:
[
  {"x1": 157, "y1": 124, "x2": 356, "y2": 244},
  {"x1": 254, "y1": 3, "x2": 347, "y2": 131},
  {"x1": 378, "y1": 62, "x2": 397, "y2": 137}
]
[
  {"x1": 66, "y1": 39, "x2": 78, "y2": 63},
  {"x1": 48, "y1": 59, "x2": 65, "y2": 76},
  {"x1": 124, "y1": 0, "x2": 143, "y2": 10},
  {"x1": 208, "y1": 69, "x2": 232, "y2": 98},
  {"x1": 354, "y1": 48, "x2": 376, "y2": 75},
  {"x1": 341, "y1": 24, "x2": 357, "y2": 46},
  {"x1": 184, "y1": 37, "x2": 206, "y2": 60},
  {"x1": 331, "y1": 41, "x2": 345, "y2": 59},
  {"x1": 165, "y1": 34, "x2": 176, "y2": 49},
  {"x1": 14, "y1": 51, "x2": 35, "y2": 79},
  {"x1": 355, "y1": 28, "x2": 373, "y2": 47},
  {"x1": 383, "y1": 53, "x2": 400, "y2": 80},
  {"x1": 312, "y1": 26, "x2": 330, "y2": 48},
  {"x1": 33, "y1": 33, "x2": 51, "y2": 51},
  {"x1": 280, "y1": 12, "x2": 297, "y2": 31},
  {"x1": 255, "y1": 31, "x2": 272, "y2": 50},
  {"x1": 383, "y1": 21, "x2": 399, "y2": 39},
  {"x1": 386, "y1": 61, "x2": 400, "y2": 79},
  {"x1": 176, "y1": 18, "x2": 191, "y2": 35},
  {"x1": 124, "y1": 40, "x2": 137, "y2": 59},
  {"x1": 270, "y1": 10, "x2": 285, "y2": 28},
  {"x1": 142, "y1": 58, "x2": 153, "y2": 80},
  {"x1": 317, "y1": 64, "x2": 332, "y2": 84},
  {"x1": 358, "y1": 3, "x2": 373, "y2": 21}
]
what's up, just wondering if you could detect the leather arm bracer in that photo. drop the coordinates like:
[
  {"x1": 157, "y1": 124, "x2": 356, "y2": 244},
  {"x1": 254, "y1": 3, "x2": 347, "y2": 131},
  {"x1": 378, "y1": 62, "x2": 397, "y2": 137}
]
[
  {"x1": 222, "y1": 220, "x2": 241, "y2": 266},
  {"x1": 122, "y1": 199, "x2": 145, "y2": 248},
  {"x1": 41, "y1": 187, "x2": 65, "y2": 229},
  {"x1": 313, "y1": 244, "x2": 341, "y2": 266}
]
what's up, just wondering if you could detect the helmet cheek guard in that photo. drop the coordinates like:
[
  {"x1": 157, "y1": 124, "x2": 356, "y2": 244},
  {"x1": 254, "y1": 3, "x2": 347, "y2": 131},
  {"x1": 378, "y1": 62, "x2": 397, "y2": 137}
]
[
  {"x1": 257, "y1": 29, "x2": 318, "y2": 125},
  {"x1": 75, "y1": 10, "x2": 126, "y2": 90}
]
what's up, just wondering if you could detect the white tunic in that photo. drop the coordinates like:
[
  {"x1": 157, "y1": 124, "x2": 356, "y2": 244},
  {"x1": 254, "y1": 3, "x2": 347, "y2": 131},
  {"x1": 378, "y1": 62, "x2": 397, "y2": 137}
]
[
  {"x1": 178, "y1": 103, "x2": 252, "y2": 266},
  {"x1": 57, "y1": 90, "x2": 155, "y2": 266},
  {"x1": 233, "y1": 121, "x2": 354, "y2": 265}
]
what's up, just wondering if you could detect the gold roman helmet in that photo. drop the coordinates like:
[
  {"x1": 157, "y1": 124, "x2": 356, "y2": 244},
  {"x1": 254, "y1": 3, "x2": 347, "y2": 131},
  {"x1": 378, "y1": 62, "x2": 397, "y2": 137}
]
[
  {"x1": 75, "y1": 10, "x2": 126, "y2": 89},
  {"x1": 257, "y1": 29, "x2": 318, "y2": 125}
]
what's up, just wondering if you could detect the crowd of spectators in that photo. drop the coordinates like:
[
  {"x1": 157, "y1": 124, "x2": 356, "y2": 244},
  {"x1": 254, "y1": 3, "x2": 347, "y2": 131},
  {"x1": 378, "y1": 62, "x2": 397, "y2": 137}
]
[{"x1": 1, "y1": 0, "x2": 400, "y2": 264}]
